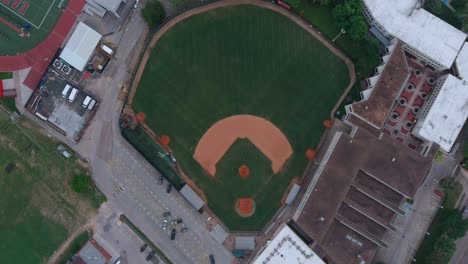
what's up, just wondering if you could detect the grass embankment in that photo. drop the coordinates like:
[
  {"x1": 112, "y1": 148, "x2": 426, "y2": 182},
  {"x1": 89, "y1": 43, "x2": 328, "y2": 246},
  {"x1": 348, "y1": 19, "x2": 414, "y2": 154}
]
[{"x1": 0, "y1": 109, "x2": 104, "y2": 264}]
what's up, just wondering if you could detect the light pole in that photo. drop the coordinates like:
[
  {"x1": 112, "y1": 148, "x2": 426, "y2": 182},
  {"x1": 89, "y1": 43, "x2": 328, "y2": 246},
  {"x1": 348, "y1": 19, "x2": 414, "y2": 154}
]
[{"x1": 332, "y1": 28, "x2": 346, "y2": 42}]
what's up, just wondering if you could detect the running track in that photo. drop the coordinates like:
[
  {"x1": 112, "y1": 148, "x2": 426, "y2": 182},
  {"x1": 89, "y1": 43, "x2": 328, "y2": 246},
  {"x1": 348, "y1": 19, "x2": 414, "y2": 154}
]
[{"x1": 0, "y1": 0, "x2": 85, "y2": 89}]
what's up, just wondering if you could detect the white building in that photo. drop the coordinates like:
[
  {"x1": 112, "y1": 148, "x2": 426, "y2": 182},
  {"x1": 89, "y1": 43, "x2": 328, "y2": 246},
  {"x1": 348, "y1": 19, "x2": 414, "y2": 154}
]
[
  {"x1": 59, "y1": 22, "x2": 102, "y2": 72},
  {"x1": 252, "y1": 225, "x2": 324, "y2": 264},
  {"x1": 413, "y1": 74, "x2": 468, "y2": 152},
  {"x1": 362, "y1": 0, "x2": 466, "y2": 70},
  {"x1": 84, "y1": 0, "x2": 127, "y2": 18},
  {"x1": 455, "y1": 42, "x2": 468, "y2": 79}
]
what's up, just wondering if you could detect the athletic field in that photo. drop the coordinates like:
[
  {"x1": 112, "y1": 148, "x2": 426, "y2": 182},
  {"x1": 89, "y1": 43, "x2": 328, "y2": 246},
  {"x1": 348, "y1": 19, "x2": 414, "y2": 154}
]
[
  {"x1": 132, "y1": 5, "x2": 350, "y2": 231},
  {"x1": 0, "y1": 0, "x2": 68, "y2": 55}
]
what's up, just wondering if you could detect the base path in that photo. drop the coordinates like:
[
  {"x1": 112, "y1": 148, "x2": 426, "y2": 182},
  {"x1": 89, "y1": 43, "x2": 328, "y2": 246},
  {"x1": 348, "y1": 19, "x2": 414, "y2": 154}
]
[
  {"x1": 194, "y1": 115, "x2": 293, "y2": 176},
  {"x1": 126, "y1": 0, "x2": 355, "y2": 110}
]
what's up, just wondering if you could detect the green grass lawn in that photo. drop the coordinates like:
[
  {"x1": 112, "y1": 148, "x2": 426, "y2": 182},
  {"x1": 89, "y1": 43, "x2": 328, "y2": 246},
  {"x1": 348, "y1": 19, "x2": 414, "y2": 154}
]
[
  {"x1": 132, "y1": 5, "x2": 349, "y2": 231},
  {"x1": 0, "y1": 110, "x2": 102, "y2": 263},
  {"x1": 0, "y1": 0, "x2": 69, "y2": 55}
]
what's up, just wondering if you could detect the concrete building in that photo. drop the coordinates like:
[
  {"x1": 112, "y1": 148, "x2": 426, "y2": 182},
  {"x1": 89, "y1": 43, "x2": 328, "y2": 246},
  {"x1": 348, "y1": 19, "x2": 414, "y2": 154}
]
[
  {"x1": 412, "y1": 74, "x2": 468, "y2": 152},
  {"x1": 252, "y1": 224, "x2": 325, "y2": 264},
  {"x1": 84, "y1": 0, "x2": 127, "y2": 18},
  {"x1": 292, "y1": 120, "x2": 437, "y2": 264},
  {"x1": 60, "y1": 22, "x2": 102, "y2": 72},
  {"x1": 362, "y1": 0, "x2": 466, "y2": 71}
]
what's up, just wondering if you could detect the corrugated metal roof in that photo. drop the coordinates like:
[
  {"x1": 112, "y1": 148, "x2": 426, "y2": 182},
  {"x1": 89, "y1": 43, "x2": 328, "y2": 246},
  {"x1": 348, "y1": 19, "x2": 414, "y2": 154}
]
[
  {"x1": 235, "y1": 236, "x2": 255, "y2": 250},
  {"x1": 180, "y1": 184, "x2": 205, "y2": 210}
]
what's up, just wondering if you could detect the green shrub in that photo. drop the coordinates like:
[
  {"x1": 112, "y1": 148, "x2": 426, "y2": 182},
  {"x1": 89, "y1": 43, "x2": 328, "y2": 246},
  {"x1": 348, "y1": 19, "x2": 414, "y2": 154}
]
[
  {"x1": 331, "y1": 0, "x2": 367, "y2": 40},
  {"x1": 141, "y1": 0, "x2": 166, "y2": 29}
]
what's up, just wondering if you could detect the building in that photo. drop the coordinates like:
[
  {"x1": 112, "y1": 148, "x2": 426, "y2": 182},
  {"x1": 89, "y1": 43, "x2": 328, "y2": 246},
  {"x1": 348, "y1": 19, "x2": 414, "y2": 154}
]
[
  {"x1": 84, "y1": 0, "x2": 127, "y2": 18},
  {"x1": 362, "y1": 0, "x2": 466, "y2": 71},
  {"x1": 252, "y1": 224, "x2": 325, "y2": 264},
  {"x1": 59, "y1": 22, "x2": 102, "y2": 72},
  {"x1": 292, "y1": 119, "x2": 436, "y2": 264},
  {"x1": 412, "y1": 74, "x2": 468, "y2": 152},
  {"x1": 72, "y1": 239, "x2": 111, "y2": 264}
]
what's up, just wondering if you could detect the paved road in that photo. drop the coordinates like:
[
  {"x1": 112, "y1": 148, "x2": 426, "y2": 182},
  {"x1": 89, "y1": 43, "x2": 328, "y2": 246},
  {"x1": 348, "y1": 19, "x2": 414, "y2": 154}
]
[
  {"x1": 16, "y1": 4, "x2": 235, "y2": 264},
  {"x1": 450, "y1": 168, "x2": 468, "y2": 264}
]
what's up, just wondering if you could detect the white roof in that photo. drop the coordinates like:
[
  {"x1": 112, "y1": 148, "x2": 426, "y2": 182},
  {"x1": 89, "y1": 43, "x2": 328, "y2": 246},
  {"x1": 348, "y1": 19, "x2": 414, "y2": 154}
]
[
  {"x1": 363, "y1": 0, "x2": 466, "y2": 69},
  {"x1": 253, "y1": 225, "x2": 324, "y2": 264},
  {"x1": 180, "y1": 184, "x2": 205, "y2": 210},
  {"x1": 91, "y1": 0, "x2": 123, "y2": 13},
  {"x1": 414, "y1": 75, "x2": 468, "y2": 152},
  {"x1": 60, "y1": 22, "x2": 102, "y2": 71},
  {"x1": 456, "y1": 42, "x2": 468, "y2": 79}
]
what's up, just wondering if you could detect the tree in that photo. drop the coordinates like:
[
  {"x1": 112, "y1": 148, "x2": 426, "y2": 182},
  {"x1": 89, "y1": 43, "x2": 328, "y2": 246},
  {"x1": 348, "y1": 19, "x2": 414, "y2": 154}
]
[
  {"x1": 141, "y1": 0, "x2": 166, "y2": 29},
  {"x1": 331, "y1": 0, "x2": 368, "y2": 40},
  {"x1": 284, "y1": 0, "x2": 300, "y2": 9}
]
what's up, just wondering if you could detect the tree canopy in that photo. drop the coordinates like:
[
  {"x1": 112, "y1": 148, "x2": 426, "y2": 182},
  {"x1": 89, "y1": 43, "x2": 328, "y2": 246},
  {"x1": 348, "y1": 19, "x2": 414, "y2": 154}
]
[
  {"x1": 141, "y1": 0, "x2": 166, "y2": 29},
  {"x1": 331, "y1": 0, "x2": 368, "y2": 40}
]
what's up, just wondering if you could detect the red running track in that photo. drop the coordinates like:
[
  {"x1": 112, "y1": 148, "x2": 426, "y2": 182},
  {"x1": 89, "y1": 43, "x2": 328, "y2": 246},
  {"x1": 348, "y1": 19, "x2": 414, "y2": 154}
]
[{"x1": 0, "y1": 0, "x2": 85, "y2": 89}]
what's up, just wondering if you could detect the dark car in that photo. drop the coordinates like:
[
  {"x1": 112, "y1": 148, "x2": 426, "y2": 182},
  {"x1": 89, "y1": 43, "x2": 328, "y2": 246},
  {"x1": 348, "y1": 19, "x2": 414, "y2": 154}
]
[
  {"x1": 171, "y1": 228, "x2": 176, "y2": 240},
  {"x1": 163, "y1": 211, "x2": 171, "y2": 217},
  {"x1": 166, "y1": 183, "x2": 172, "y2": 193},
  {"x1": 209, "y1": 254, "x2": 215, "y2": 264},
  {"x1": 158, "y1": 175, "x2": 164, "y2": 185},
  {"x1": 140, "y1": 244, "x2": 147, "y2": 252},
  {"x1": 172, "y1": 219, "x2": 183, "y2": 225},
  {"x1": 146, "y1": 251, "x2": 155, "y2": 261},
  {"x1": 180, "y1": 227, "x2": 189, "y2": 233}
]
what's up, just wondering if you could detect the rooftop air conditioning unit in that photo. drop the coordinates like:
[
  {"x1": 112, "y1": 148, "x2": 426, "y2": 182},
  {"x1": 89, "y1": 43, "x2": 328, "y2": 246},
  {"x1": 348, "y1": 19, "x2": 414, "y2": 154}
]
[
  {"x1": 61, "y1": 64, "x2": 72, "y2": 75},
  {"x1": 53, "y1": 59, "x2": 63, "y2": 69}
]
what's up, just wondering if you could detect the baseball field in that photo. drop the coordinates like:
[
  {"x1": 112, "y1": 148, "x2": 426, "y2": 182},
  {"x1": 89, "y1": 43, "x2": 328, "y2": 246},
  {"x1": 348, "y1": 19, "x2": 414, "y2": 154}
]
[{"x1": 131, "y1": 4, "x2": 350, "y2": 231}]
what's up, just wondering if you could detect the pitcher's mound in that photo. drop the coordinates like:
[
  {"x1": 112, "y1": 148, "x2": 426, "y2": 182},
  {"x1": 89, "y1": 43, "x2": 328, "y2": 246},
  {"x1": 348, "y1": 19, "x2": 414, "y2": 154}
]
[
  {"x1": 236, "y1": 198, "x2": 255, "y2": 217},
  {"x1": 238, "y1": 165, "x2": 250, "y2": 179}
]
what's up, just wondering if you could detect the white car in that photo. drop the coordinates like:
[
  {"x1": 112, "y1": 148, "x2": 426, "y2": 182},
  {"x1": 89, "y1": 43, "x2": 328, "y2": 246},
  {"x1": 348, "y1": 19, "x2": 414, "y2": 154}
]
[{"x1": 162, "y1": 219, "x2": 169, "y2": 230}]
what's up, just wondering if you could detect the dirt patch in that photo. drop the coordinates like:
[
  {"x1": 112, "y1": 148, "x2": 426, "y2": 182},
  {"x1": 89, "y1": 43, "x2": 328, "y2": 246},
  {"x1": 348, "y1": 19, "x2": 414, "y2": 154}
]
[
  {"x1": 238, "y1": 165, "x2": 250, "y2": 180},
  {"x1": 236, "y1": 198, "x2": 255, "y2": 217},
  {"x1": 194, "y1": 115, "x2": 293, "y2": 176}
]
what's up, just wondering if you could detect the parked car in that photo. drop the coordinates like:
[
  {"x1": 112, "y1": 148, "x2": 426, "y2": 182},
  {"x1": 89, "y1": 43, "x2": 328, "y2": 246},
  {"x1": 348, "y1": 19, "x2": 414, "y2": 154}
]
[
  {"x1": 171, "y1": 228, "x2": 176, "y2": 240},
  {"x1": 209, "y1": 254, "x2": 215, "y2": 264},
  {"x1": 172, "y1": 219, "x2": 183, "y2": 225},
  {"x1": 163, "y1": 211, "x2": 171, "y2": 217},
  {"x1": 166, "y1": 183, "x2": 172, "y2": 193},
  {"x1": 162, "y1": 219, "x2": 169, "y2": 230},
  {"x1": 140, "y1": 244, "x2": 147, "y2": 252},
  {"x1": 158, "y1": 175, "x2": 164, "y2": 185},
  {"x1": 114, "y1": 258, "x2": 122, "y2": 264},
  {"x1": 434, "y1": 189, "x2": 445, "y2": 198},
  {"x1": 146, "y1": 251, "x2": 155, "y2": 261},
  {"x1": 180, "y1": 227, "x2": 189, "y2": 233}
]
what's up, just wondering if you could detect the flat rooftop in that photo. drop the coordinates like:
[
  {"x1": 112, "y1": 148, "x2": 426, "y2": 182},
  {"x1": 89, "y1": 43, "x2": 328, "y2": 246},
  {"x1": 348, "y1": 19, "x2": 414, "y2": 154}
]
[
  {"x1": 350, "y1": 41, "x2": 409, "y2": 128},
  {"x1": 293, "y1": 120, "x2": 436, "y2": 264},
  {"x1": 363, "y1": 0, "x2": 466, "y2": 69},
  {"x1": 456, "y1": 42, "x2": 468, "y2": 79},
  {"x1": 413, "y1": 74, "x2": 468, "y2": 152},
  {"x1": 253, "y1": 225, "x2": 324, "y2": 264}
]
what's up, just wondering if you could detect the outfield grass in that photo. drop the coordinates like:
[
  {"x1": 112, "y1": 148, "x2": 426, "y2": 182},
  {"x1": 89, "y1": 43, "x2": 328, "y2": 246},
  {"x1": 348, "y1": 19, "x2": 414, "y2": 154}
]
[
  {"x1": 297, "y1": 2, "x2": 380, "y2": 80},
  {"x1": 0, "y1": 110, "x2": 101, "y2": 263},
  {"x1": 132, "y1": 5, "x2": 349, "y2": 231},
  {"x1": 0, "y1": 0, "x2": 69, "y2": 55}
]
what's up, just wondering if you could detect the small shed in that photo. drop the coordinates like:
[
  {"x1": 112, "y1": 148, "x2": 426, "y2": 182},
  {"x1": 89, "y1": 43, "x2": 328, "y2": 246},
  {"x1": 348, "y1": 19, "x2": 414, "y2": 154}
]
[
  {"x1": 235, "y1": 236, "x2": 255, "y2": 251},
  {"x1": 210, "y1": 224, "x2": 229, "y2": 244},
  {"x1": 180, "y1": 184, "x2": 205, "y2": 211}
]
